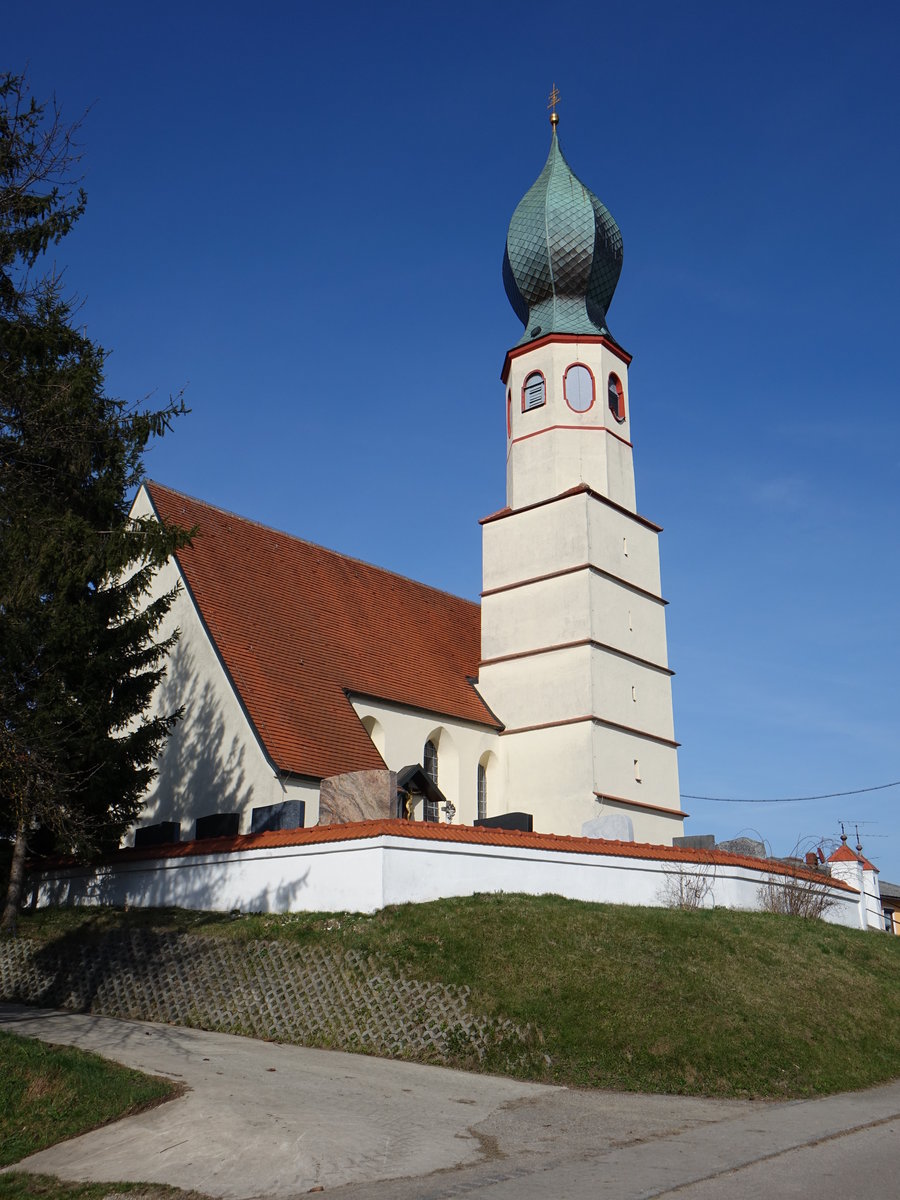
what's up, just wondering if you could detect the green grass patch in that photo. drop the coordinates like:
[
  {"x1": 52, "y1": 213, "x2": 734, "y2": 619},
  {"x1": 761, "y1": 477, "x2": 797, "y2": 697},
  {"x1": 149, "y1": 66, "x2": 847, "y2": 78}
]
[
  {"x1": 0, "y1": 1031, "x2": 176, "y2": 1167},
  {"x1": 0, "y1": 1176, "x2": 208, "y2": 1200},
  {"x1": 12, "y1": 896, "x2": 900, "y2": 1098}
]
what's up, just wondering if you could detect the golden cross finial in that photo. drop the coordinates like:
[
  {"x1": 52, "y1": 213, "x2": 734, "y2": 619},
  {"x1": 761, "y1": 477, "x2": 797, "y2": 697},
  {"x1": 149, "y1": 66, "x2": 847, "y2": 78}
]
[{"x1": 548, "y1": 83, "x2": 560, "y2": 126}]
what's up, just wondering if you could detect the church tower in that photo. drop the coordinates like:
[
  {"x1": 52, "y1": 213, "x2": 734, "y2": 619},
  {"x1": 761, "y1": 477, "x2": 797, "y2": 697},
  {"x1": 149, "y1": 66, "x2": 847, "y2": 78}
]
[{"x1": 477, "y1": 106, "x2": 685, "y2": 844}]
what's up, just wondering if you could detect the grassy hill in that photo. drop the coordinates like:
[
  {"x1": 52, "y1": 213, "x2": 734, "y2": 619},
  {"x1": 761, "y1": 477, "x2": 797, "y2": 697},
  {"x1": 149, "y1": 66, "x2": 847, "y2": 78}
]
[{"x1": 11, "y1": 894, "x2": 900, "y2": 1098}]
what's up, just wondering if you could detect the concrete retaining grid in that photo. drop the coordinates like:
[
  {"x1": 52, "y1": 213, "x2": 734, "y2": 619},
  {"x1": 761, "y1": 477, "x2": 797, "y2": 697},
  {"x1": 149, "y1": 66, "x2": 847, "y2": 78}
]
[{"x1": 0, "y1": 931, "x2": 538, "y2": 1069}]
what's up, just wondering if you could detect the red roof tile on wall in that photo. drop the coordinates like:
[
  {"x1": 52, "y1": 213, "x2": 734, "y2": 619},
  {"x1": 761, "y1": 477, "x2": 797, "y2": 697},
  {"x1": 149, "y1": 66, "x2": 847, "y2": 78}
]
[
  {"x1": 146, "y1": 483, "x2": 498, "y2": 780},
  {"x1": 827, "y1": 844, "x2": 878, "y2": 872},
  {"x1": 90, "y1": 820, "x2": 857, "y2": 892}
]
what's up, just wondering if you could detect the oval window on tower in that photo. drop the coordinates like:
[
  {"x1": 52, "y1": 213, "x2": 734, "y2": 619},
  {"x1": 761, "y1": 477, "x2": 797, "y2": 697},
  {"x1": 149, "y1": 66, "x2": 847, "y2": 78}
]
[
  {"x1": 608, "y1": 373, "x2": 625, "y2": 423},
  {"x1": 522, "y1": 371, "x2": 546, "y2": 411},
  {"x1": 564, "y1": 363, "x2": 594, "y2": 412}
]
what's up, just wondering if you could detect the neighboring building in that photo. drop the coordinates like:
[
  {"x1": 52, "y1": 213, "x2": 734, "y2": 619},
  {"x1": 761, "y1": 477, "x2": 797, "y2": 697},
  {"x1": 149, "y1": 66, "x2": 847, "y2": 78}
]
[
  {"x1": 877, "y1": 880, "x2": 900, "y2": 935},
  {"x1": 128, "y1": 113, "x2": 684, "y2": 848}
]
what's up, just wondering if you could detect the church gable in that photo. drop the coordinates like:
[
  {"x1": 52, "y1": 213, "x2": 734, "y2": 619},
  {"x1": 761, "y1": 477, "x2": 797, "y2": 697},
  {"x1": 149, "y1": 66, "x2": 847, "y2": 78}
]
[{"x1": 145, "y1": 482, "x2": 498, "y2": 784}]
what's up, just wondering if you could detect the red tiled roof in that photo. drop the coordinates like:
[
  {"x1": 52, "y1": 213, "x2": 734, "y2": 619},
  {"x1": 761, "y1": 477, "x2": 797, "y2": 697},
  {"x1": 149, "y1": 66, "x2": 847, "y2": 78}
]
[
  {"x1": 827, "y1": 844, "x2": 878, "y2": 873},
  {"x1": 145, "y1": 483, "x2": 499, "y2": 779},
  {"x1": 90, "y1": 819, "x2": 856, "y2": 891}
]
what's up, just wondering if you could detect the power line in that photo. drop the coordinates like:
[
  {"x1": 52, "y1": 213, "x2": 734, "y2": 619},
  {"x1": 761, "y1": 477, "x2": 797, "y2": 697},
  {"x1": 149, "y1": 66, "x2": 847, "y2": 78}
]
[{"x1": 681, "y1": 780, "x2": 900, "y2": 804}]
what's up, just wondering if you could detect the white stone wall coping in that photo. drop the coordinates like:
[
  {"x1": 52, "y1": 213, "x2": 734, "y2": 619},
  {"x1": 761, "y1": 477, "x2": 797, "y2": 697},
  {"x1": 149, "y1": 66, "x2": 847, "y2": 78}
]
[{"x1": 31, "y1": 819, "x2": 858, "y2": 895}]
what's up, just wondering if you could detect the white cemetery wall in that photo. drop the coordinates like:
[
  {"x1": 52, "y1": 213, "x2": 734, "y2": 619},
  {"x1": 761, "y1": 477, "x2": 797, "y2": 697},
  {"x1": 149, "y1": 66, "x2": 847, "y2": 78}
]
[{"x1": 28, "y1": 830, "x2": 861, "y2": 929}]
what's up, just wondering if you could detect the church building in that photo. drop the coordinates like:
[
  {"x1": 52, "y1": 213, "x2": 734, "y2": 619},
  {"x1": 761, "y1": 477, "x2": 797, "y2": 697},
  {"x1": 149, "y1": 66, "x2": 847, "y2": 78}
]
[{"x1": 129, "y1": 111, "x2": 685, "y2": 851}]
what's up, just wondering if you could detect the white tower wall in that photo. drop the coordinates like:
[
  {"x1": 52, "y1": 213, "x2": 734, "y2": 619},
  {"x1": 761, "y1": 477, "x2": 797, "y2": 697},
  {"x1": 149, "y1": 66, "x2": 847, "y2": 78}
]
[
  {"x1": 478, "y1": 335, "x2": 683, "y2": 844},
  {"x1": 505, "y1": 338, "x2": 636, "y2": 511}
]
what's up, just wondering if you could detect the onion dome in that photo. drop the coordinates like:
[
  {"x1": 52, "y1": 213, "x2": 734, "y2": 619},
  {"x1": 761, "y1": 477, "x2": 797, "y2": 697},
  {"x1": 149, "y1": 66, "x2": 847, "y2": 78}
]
[{"x1": 503, "y1": 125, "x2": 623, "y2": 344}]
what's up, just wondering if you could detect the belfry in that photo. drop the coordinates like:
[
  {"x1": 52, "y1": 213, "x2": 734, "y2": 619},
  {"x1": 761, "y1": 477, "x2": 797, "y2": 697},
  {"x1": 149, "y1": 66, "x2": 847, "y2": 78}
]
[{"x1": 476, "y1": 100, "x2": 685, "y2": 843}]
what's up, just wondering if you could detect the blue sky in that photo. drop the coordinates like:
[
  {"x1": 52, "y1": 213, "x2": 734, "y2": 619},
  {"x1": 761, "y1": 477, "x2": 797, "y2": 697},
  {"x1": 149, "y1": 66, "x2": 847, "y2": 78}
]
[{"x1": 8, "y1": 1, "x2": 900, "y2": 879}]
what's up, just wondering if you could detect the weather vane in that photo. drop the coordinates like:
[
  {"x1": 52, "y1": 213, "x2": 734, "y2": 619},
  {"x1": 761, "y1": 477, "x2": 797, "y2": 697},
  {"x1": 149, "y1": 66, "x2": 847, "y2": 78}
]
[{"x1": 548, "y1": 83, "x2": 560, "y2": 127}]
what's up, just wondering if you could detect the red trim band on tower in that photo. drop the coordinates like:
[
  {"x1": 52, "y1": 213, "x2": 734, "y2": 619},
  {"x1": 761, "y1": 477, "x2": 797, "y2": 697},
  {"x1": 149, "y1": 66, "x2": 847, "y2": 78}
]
[{"x1": 501, "y1": 333, "x2": 633, "y2": 384}]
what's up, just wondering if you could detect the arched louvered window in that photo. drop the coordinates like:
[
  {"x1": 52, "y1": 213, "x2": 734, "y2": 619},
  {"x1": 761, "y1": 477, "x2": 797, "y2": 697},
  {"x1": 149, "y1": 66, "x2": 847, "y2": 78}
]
[
  {"x1": 477, "y1": 763, "x2": 487, "y2": 820},
  {"x1": 522, "y1": 371, "x2": 546, "y2": 411},
  {"x1": 608, "y1": 373, "x2": 625, "y2": 422}
]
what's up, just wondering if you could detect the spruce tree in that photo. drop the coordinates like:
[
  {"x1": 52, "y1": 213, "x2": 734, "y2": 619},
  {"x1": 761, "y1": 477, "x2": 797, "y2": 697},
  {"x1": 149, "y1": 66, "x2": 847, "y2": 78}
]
[{"x1": 0, "y1": 72, "x2": 192, "y2": 932}]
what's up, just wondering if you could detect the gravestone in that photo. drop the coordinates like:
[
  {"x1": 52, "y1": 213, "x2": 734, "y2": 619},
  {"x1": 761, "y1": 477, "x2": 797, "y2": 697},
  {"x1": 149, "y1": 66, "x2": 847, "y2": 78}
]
[
  {"x1": 673, "y1": 834, "x2": 716, "y2": 850},
  {"x1": 716, "y1": 836, "x2": 766, "y2": 858},
  {"x1": 250, "y1": 800, "x2": 306, "y2": 833},
  {"x1": 581, "y1": 813, "x2": 634, "y2": 842},
  {"x1": 194, "y1": 812, "x2": 240, "y2": 840},
  {"x1": 475, "y1": 812, "x2": 533, "y2": 832},
  {"x1": 318, "y1": 769, "x2": 397, "y2": 825},
  {"x1": 134, "y1": 821, "x2": 181, "y2": 848}
]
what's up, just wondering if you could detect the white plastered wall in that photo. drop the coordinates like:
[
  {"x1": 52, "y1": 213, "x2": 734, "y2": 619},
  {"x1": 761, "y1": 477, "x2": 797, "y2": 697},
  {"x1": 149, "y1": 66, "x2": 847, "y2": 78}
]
[
  {"x1": 29, "y1": 834, "x2": 861, "y2": 930},
  {"x1": 479, "y1": 488, "x2": 681, "y2": 841},
  {"x1": 589, "y1": 573, "x2": 670, "y2": 662},
  {"x1": 494, "y1": 721, "x2": 681, "y2": 844},
  {"x1": 482, "y1": 644, "x2": 675, "y2": 744},
  {"x1": 481, "y1": 491, "x2": 662, "y2": 598},
  {"x1": 32, "y1": 840, "x2": 387, "y2": 914},
  {"x1": 588, "y1": 797, "x2": 683, "y2": 846},
  {"x1": 589, "y1": 653, "x2": 675, "y2": 741},
  {"x1": 498, "y1": 722, "x2": 595, "y2": 832},
  {"x1": 860, "y1": 865, "x2": 884, "y2": 931},
  {"x1": 349, "y1": 696, "x2": 502, "y2": 825},
  {"x1": 828, "y1": 859, "x2": 886, "y2": 931},
  {"x1": 862, "y1": 869, "x2": 885, "y2": 930},
  {"x1": 127, "y1": 486, "x2": 319, "y2": 843}
]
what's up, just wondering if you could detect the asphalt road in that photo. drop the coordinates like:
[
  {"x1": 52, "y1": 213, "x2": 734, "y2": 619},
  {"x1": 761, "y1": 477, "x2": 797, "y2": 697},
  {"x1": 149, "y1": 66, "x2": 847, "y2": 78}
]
[{"x1": 2, "y1": 1005, "x2": 898, "y2": 1199}]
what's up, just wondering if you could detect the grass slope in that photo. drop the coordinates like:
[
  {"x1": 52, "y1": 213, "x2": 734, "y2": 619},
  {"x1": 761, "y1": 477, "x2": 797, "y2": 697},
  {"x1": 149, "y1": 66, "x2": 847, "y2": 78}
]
[
  {"x1": 0, "y1": 1031, "x2": 175, "y2": 1167},
  {"x1": 13, "y1": 895, "x2": 900, "y2": 1098},
  {"x1": 0, "y1": 1178, "x2": 208, "y2": 1200}
]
